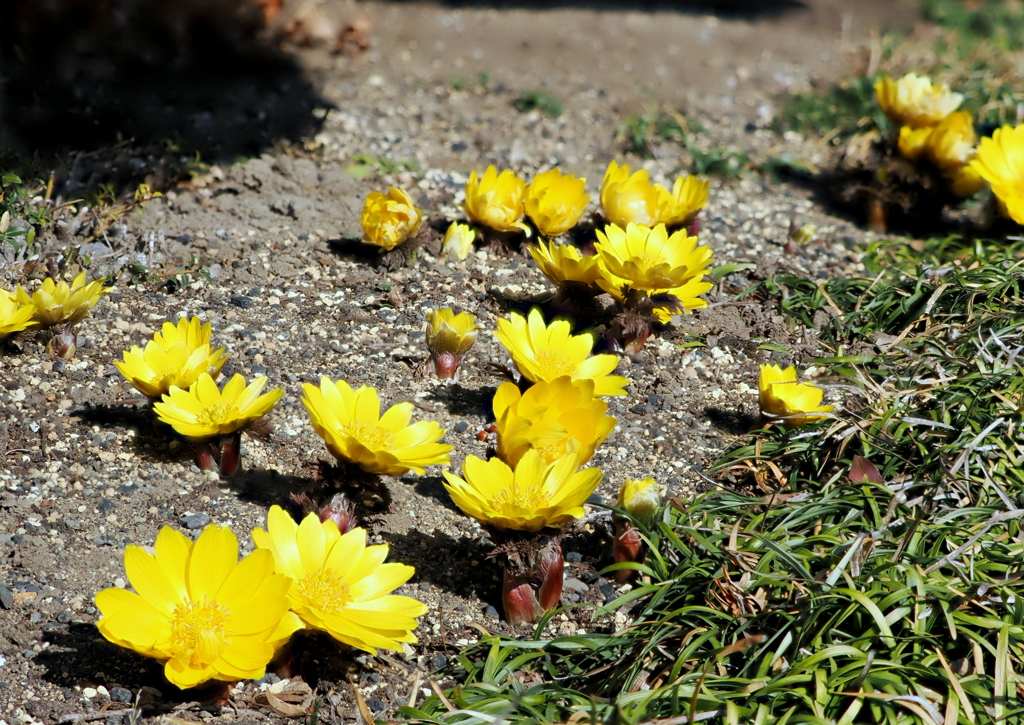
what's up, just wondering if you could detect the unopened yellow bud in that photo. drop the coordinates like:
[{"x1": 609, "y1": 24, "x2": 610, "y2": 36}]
[
  {"x1": 360, "y1": 187, "x2": 423, "y2": 250},
  {"x1": 616, "y1": 477, "x2": 662, "y2": 527},
  {"x1": 442, "y1": 222, "x2": 476, "y2": 260},
  {"x1": 425, "y1": 308, "x2": 480, "y2": 379}
]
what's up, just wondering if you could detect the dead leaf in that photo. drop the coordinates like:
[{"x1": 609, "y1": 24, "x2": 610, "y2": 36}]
[
  {"x1": 849, "y1": 454, "x2": 884, "y2": 484},
  {"x1": 255, "y1": 679, "x2": 314, "y2": 718}
]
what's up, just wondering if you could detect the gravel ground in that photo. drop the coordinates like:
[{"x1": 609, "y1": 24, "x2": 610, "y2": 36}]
[{"x1": 0, "y1": 1, "x2": 915, "y2": 723}]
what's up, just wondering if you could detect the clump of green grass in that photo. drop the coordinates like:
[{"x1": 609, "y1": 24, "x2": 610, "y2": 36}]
[
  {"x1": 773, "y1": 76, "x2": 889, "y2": 142},
  {"x1": 407, "y1": 245, "x2": 1024, "y2": 725},
  {"x1": 513, "y1": 90, "x2": 564, "y2": 118},
  {"x1": 923, "y1": 0, "x2": 1024, "y2": 51},
  {"x1": 344, "y1": 153, "x2": 421, "y2": 178},
  {"x1": 618, "y1": 110, "x2": 750, "y2": 177}
]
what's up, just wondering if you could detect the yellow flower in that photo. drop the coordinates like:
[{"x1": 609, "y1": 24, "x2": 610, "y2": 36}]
[
  {"x1": 648, "y1": 275, "x2": 716, "y2": 323},
  {"x1": 154, "y1": 373, "x2": 283, "y2": 439},
  {"x1": 302, "y1": 377, "x2": 451, "y2": 475},
  {"x1": 600, "y1": 160, "x2": 660, "y2": 228},
  {"x1": 656, "y1": 174, "x2": 710, "y2": 227},
  {"x1": 95, "y1": 525, "x2": 301, "y2": 689},
  {"x1": 897, "y1": 125, "x2": 933, "y2": 162},
  {"x1": 425, "y1": 308, "x2": 480, "y2": 379},
  {"x1": 252, "y1": 506, "x2": 427, "y2": 654},
  {"x1": 616, "y1": 477, "x2": 663, "y2": 527},
  {"x1": 493, "y1": 377, "x2": 616, "y2": 467},
  {"x1": 16, "y1": 271, "x2": 107, "y2": 329},
  {"x1": 495, "y1": 308, "x2": 628, "y2": 397},
  {"x1": 442, "y1": 222, "x2": 476, "y2": 260},
  {"x1": 927, "y1": 111, "x2": 977, "y2": 172},
  {"x1": 115, "y1": 317, "x2": 227, "y2": 400},
  {"x1": 970, "y1": 124, "x2": 1024, "y2": 223},
  {"x1": 948, "y1": 163, "x2": 984, "y2": 198},
  {"x1": 528, "y1": 239, "x2": 603, "y2": 289},
  {"x1": 594, "y1": 222, "x2": 713, "y2": 293},
  {"x1": 0, "y1": 289, "x2": 35, "y2": 340},
  {"x1": 875, "y1": 72, "x2": 962, "y2": 129},
  {"x1": 442, "y1": 449, "x2": 602, "y2": 533},
  {"x1": 361, "y1": 187, "x2": 423, "y2": 250},
  {"x1": 464, "y1": 166, "x2": 531, "y2": 234},
  {"x1": 758, "y1": 364, "x2": 833, "y2": 427},
  {"x1": 525, "y1": 168, "x2": 590, "y2": 237}
]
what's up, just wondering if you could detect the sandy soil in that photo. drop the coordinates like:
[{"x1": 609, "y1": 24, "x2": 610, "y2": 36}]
[{"x1": 0, "y1": 1, "x2": 918, "y2": 722}]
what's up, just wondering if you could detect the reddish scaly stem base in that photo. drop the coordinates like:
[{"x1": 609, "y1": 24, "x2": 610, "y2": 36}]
[
  {"x1": 193, "y1": 432, "x2": 243, "y2": 477},
  {"x1": 500, "y1": 535, "x2": 564, "y2": 626},
  {"x1": 613, "y1": 520, "x2": 645, "y2": 584}
]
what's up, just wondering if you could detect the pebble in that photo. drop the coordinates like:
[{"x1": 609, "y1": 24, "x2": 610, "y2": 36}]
[
  {"x1": 179, "y1": 513, "x2": 211, "y2": 529},
  {"x1": 454, "y1": 421, "x2": 469, "y2": 433},
  {"x1": 429, "y1": 653, "x2": 447, "y2": 669},
  {"x1": 563, "y1": 578, "x2": 589, "y2": 593},
  {"x1": 483, "y1": 605, "x2": 500, "y2": 620},
  {"x1": 564, "y1": 552, "x2": 583, "y2": 563},
  {"x1": 98, "y1": 499, "x2": 117, "y2": 513},
  {"x1": 598, "y1": 582, "x2": 617, "y2": 603},
  {"x1": 368, "y1": 698, "x2": 388, "y2": 713},
  {"x1": 230, "y1": 294, "x2": 254, "y2": 308},
  {"x1": 109, "y1": 687, "x2": 132, "y2": 703},
  {"x1": 0, "y1": 583, "x2": 13, "y2": 610}
]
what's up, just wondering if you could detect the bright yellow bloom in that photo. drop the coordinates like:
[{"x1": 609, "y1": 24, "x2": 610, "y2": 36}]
[
  {"x1": 95, "y1": 525, "x2": 301, "y2": 689},
  {"x1": 442, "y1": 449, "x2": 602, "y2": 533},
  {"x1": 897, "y1": 125, "x2": 933, "y2": 162},
  {"x1": 525, "y1": 168, "x2": 590, "y2": 237},
  {"x1": 16, "y1": 271, "x2": 107, "y2": 329},
  {"x1": 493, "y1": 377, "x2": 616, "y2": 467},
  {"x1": 302, "y1": 377, "x2": 451, "y2": 475},
  {"x1": 594, "y1": 222, "x2": 713, "y2": 293},
  {"x1": 426, "y1": 308, "x2": 480, "y2": 356},
  {"x1": 758, "y1": 364, "x2": 833, "y2": 427},
  {"x1": 656, "y1": 174, "x2": 710, "y2": 227},
  {"x1": 875, "y1": 72, "x2": 962, "y2": 129},
  {"x1": 253, "y1": 506, "x2": 427, "y2": 654},
  {"x1": 495, "y1": 308, "x2": 628, "y2": 397},
  {"x1": 616, "y1": 477, "x2": 663, "y2": 527},
  {"x1": 464, "y1": 166, "x2": 531, "y2": 234},
  {"x1": 600, "y1": 160, "x2": 660, "y2": 228},
  {"x1": 154, "y1": 373, "x2": 283, "y2": 439},
  {"x1": 970, "y1": 124, "x2": 1024, "y2": 223},
  {"x1": 442, "y1": 222, "x2": 476, "y2": 260},
  {"x1": 115, "y1": 317, "x2": 227, "y2": 400},
  {"x1": 0, "y1": 289, "x2": 35, "y2": 339},
  {"x1": 649, "y1": 275, "x2": 716, "y2": 322},
  {"x1": 529, "y1": 239, "x2": 603, "y2": 289},
  {"x1": 361, "y1": 187, "x2": 423, "y2": 250}
]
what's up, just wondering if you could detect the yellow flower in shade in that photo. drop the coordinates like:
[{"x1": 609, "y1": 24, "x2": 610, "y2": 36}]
[
  {"x1": 616, "y1": 477, "x2": 663, "y2": 528},
  {"x1": 927, "y1": 111, "x2": 977, "y2": 172},
  {"x1": 758, "y1": 364, "x2": 833, "y2": 427},
  {"x1": 897, "y1": 126, "x2": 933, "y2": 162},
  {"x1": 442, "y1": 222, "x2": 476, "y2": 260},
  {"x1": 874, "y1": 72, "x2": 962, "y2": 129},
  {"x1": 95, "y1": 525, "x2": 302, "y2": 689},
  {"x1": 656, "y1": 174, "x2": 710, "y2": 227},
  {"x1": 600, "y1": 160, "x2": 660, "y2": 228},
  {"x1": 115, "y1": 317, "x2": 227, "y2": 400},
  {"x1": 442, "y1": 449, "x2": 602, "y2": 533},
  {"x1": 648, "y1": 275, "x2": 716, "y2": 322},
  {"x1": 528, "y1": 239, "x2": 603, "y2": 289},
  {"x1": 493, "y1": 377, "x2": 616, "y2": 467},
  {"x1": 16, "y1": 271, "x2": 107, "y2": 328},
  {"x1": 154, "y1": 373, "x2": 283, "y2": 439},
  {"x1": 525, "y1": 168, "x2": 590, "y2": 237},
  {"x1": 948, "y1": 164, "x2": 984, "y2": 198},
  {"x1": 495, "y1": 308, "x2": 628, "y2": 397},
  {"x1": 361, "y1": 187, "x2": 423, "y2": 250},
  {"x1": 464, "y1": 166, "x2": 531, "y2": 234},
  {"x1": 425, "y1": 308, "x2": 480, "y2": 379},
  {"x1": 970, "y1": 124, "x2": 1024, "y2": 223},
  {"x1": 594, "y1": 222, "x2": 713, "y2": 293},
  {"x1": 301, "y1": 377, "x2": 451, "y2": 475},
  {"x1": 252, "y1": 506, "x2": 427, "y2": 654},
  {"x1": 0, "y1": 289, "x2": 35, "y2": 339}
]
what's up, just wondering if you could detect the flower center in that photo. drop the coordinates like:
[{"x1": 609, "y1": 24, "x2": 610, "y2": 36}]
[
  {"x1": 170, "y1": 599, "x2": 232, "y2": 666},
  {"x1": 196, "y1": 403, "x2": 238, "y2": 427},
  {"x1": 533, "y1": 350, "x2": 577, "y2": 379},
  {"x1": 296, "y1": 571, "x2": 353, "y2": 616},
  {"x1": 491, "y1": 483, "x2": 549, "y2": 513},
  {"x1": 343, "y1": 421, "x2": 395, "y2": 451}
]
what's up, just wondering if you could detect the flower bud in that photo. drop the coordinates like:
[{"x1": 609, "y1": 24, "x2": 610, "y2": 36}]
[
  {"x1": 502, "y1": 571, "x2": 543, "y2": 627},
  {"x1": 45, "y1": 324, "x2": 78, "y2": 360},
  {"x1": 613, "y1": 523, "x2": 643, "y2": 584},
  {"x1": 320, "y1": 493, "x2": 358, "y2": 534},
  {"x1": 425, "y1": 308, "x2": 479, "y2": 380},
  {"x1": 361, "y1": 187, "x2": 423, "y2": 250},
  {"x1": 536, "y1": 537, "x2": 564, "y2": 611},
  {"x1": 442, "y1": 222, "x2": 476, "y2": 260},
  {"x1": 217, "y1": 432, "x2": 242, "y2": 477},
  {"x1": 616, "y1": 477, "x2": 662, "y2": 528}
]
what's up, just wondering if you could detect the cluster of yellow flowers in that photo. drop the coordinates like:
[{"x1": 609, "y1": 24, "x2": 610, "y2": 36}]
[
  {"x1": 876, "y1": 71, "x2": 1024, "y2": 225},
  {"x1": 0, "y1": 271, "x2": 108, "y2": 356},
  {"x1": 96, "y1": 506, "x2": 426, "y2": 689},
  {"x1": 876, "y1": 72, "x2": 982, "y2": 198}
]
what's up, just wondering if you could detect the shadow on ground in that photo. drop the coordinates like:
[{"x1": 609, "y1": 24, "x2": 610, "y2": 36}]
[
  {"x1": 375, "y1": 0, "x2": 806, "y2": 18},
  {"x1": 1, "y1": 0, "x2": 325, "y2": 197}
]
